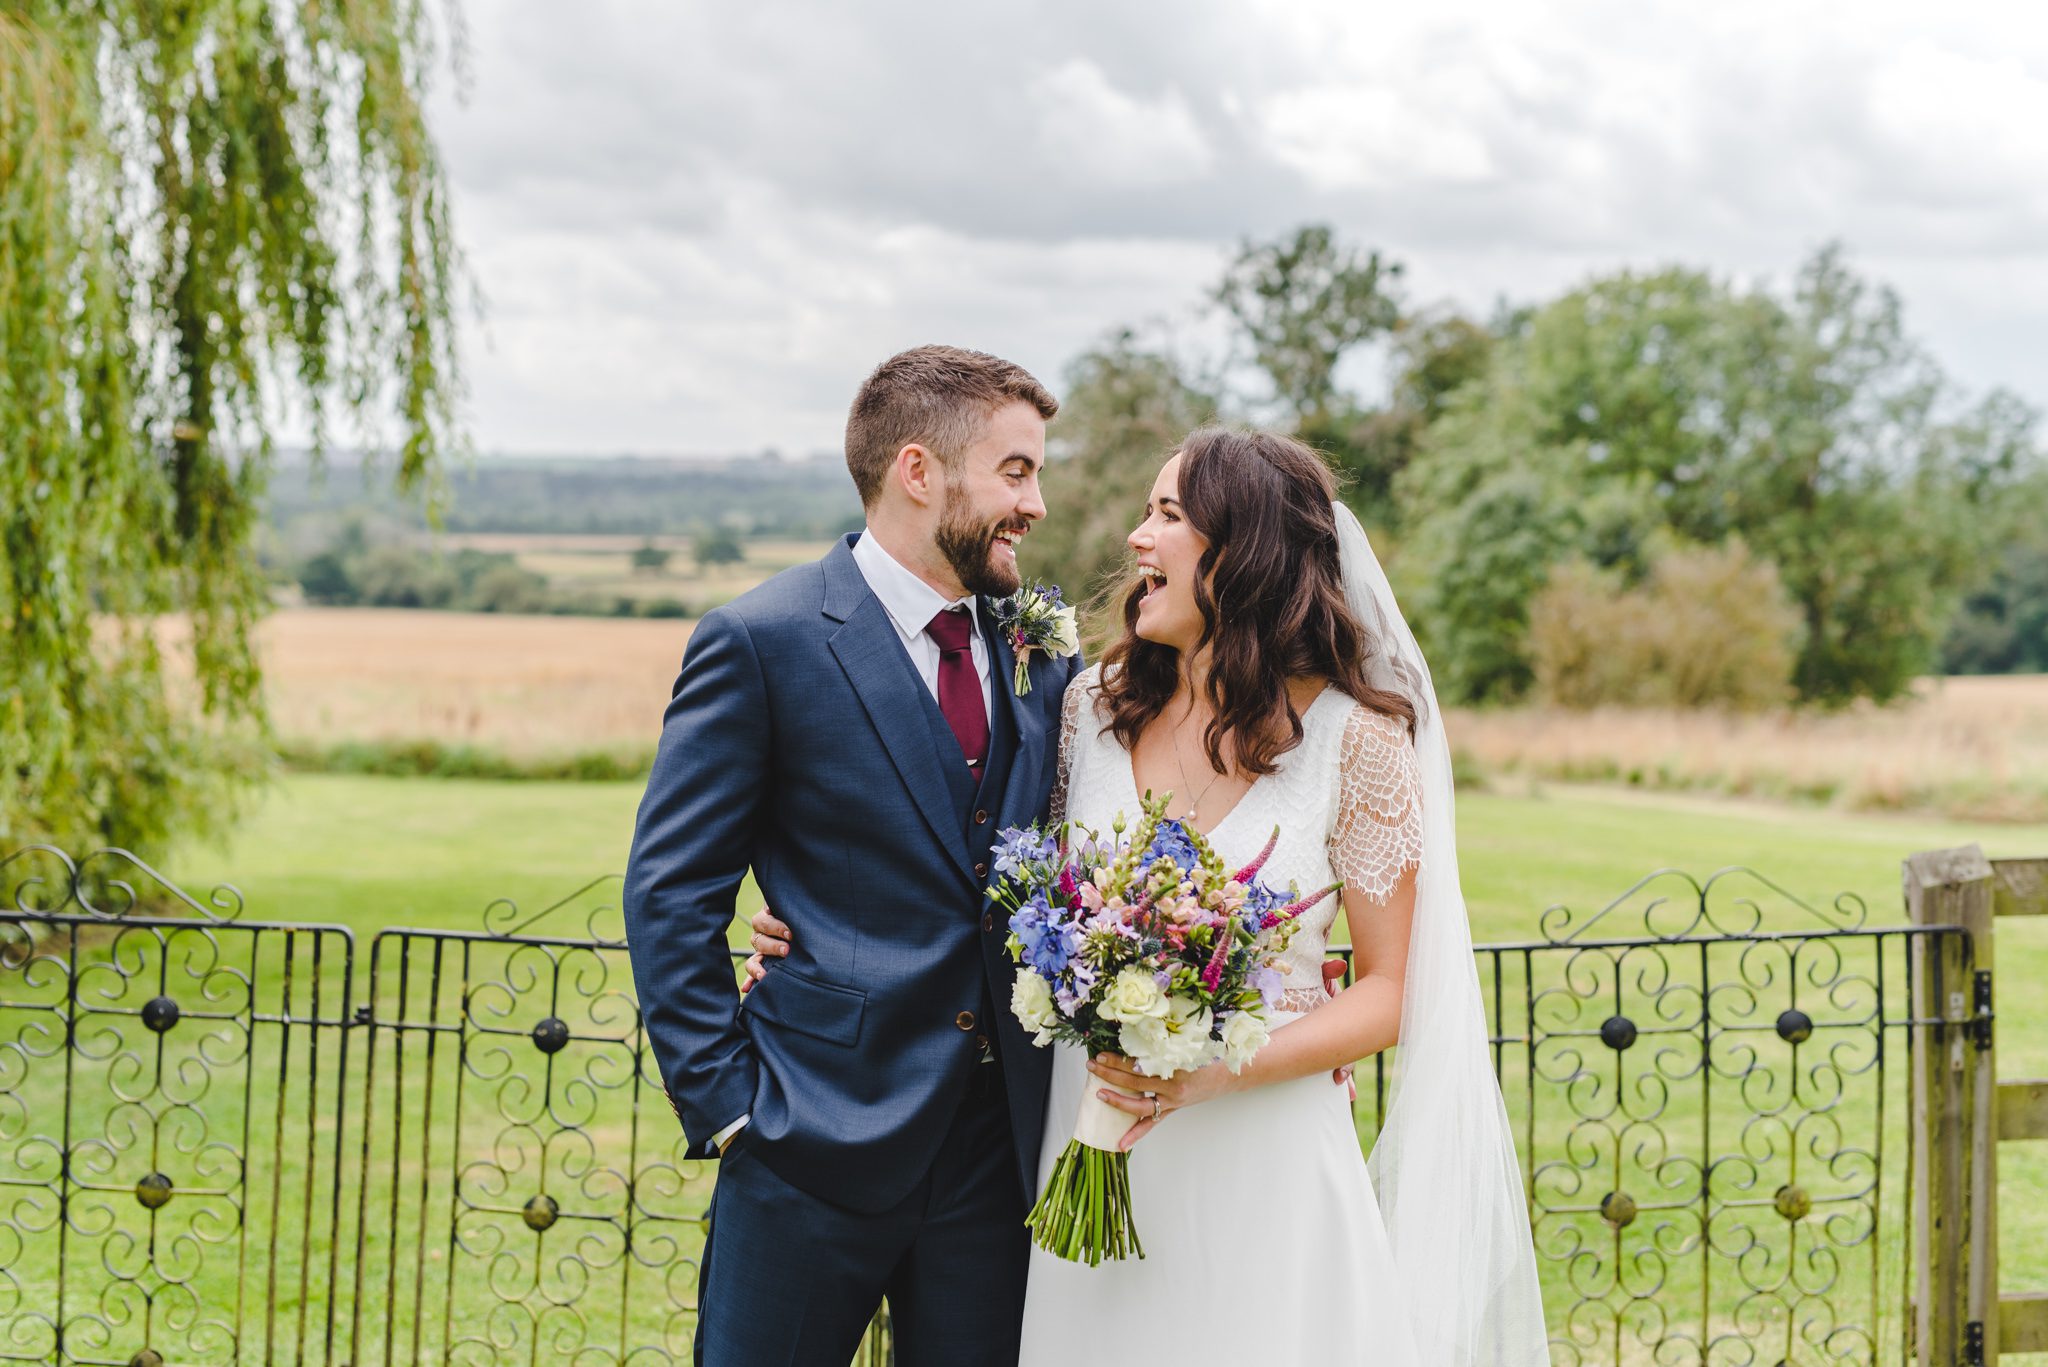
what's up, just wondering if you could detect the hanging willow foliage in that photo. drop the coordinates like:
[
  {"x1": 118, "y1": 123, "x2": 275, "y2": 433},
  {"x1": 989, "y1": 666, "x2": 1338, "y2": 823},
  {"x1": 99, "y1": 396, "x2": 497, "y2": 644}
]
[{"x1": 1, "y1": 1, "x2": 462, "y2": 855}]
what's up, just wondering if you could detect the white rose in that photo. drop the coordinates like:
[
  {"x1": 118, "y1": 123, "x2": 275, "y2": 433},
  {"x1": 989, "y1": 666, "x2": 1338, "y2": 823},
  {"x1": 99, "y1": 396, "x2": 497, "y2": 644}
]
[
  {"x1": 1047, "y1": 606, "x2": 1081, "y2": 657},
  {"x1": 1220, "y1": 1008, "x2": 1270, "y2": 1073},
  {"x1": 1011, "y1": 971, "x2": 1060, "y2": 1044},
  {"x1": 1097, "y1": 966, "x2": 1167, "y2": 1023}
]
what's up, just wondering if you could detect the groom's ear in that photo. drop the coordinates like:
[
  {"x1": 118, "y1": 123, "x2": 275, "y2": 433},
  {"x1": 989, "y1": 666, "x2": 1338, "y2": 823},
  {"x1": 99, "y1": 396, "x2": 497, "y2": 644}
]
[{"x1": 894, "y1": 442, "x2": 939, "y2": 509}]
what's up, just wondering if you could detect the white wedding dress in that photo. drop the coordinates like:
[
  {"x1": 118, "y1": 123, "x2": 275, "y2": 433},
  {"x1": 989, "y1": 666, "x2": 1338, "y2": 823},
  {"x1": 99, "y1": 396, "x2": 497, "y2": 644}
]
[{"x1": 1016, "y1": 664, "x2": 1427, "y2": 1366}]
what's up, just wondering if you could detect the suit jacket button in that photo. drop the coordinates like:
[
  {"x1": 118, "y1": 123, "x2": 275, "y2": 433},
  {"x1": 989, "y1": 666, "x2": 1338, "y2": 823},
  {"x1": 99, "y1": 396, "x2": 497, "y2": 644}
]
[
  {"x1": 974, "y1": 861, "x2": 988, "y2": 878},
  {"x1": 982, "y1": 911, "x2": 995, "y2": 933},
  {"x1": 975, "y1": 809, "x2": 988, "y2": 825},
  {"x1": 956, "y1": 1011, "x2": 976, "y2": 1031}
]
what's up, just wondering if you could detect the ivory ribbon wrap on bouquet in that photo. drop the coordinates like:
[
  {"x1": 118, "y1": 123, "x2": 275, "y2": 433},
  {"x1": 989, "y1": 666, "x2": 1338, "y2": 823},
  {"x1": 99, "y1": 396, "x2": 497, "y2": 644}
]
[{"x1": 1073, "y1": 1081, "x2": 1142, "y2": 1151}]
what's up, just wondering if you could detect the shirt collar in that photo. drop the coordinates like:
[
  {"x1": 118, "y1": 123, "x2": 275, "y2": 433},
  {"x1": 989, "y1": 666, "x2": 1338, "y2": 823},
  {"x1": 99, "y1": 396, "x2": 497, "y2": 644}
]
[{"x1": 851, "y1": 528, "x2": 979, "y2": 640}]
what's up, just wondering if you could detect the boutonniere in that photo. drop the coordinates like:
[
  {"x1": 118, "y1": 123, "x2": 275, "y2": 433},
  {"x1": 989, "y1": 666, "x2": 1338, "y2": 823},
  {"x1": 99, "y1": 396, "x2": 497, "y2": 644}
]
[{"x1": 991, "y1": 581, "x2": 1079, "y2": 696}]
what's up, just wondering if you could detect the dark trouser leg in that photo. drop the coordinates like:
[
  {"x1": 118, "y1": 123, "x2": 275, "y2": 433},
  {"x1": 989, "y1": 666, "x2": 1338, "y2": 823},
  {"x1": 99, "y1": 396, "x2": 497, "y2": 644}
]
[
  {"x1": 695, "y1": 1141, "x2": 913, "y2": 1367},
  {"x1": 885, "y1": 1070, "x2": 1031, "y2": 1367}
]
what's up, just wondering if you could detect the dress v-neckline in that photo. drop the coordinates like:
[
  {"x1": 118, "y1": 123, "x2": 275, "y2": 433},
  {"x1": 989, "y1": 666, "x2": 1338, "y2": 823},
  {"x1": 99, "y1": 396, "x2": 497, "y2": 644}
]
[{"x1": 1122, "y1": 685, "x2": 1337, "y2": 842}]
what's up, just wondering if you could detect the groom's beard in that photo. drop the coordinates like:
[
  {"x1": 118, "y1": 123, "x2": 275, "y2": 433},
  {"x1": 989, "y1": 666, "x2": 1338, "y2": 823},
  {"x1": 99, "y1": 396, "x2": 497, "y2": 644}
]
[{"x1": 936, "y1": 488, "x2": 1025, "y2": 598}]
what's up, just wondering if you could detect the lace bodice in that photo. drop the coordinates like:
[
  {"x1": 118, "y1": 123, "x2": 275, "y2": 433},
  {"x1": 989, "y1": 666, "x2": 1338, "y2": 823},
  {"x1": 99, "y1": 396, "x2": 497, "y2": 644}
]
[{"x1": 1052, "y1": 665, "x2": 1423, "y2": 1013}]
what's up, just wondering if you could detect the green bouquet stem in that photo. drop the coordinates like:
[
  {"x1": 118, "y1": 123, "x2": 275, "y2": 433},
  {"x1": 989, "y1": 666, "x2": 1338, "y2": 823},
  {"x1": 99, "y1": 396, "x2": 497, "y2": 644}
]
[{"x1": 1025, "y1": 1083, "x2": 1144, "y2": 1265}]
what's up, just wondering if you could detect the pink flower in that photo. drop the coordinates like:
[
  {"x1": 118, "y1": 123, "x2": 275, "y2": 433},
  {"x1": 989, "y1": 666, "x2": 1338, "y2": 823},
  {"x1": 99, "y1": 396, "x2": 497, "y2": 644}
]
[
  {"x1": 1200, "y1": 920, "x2": 1235, "y2": 993},
  {"x1": 1231, "y1": 828, "x2": 1281, "y2": 885}
]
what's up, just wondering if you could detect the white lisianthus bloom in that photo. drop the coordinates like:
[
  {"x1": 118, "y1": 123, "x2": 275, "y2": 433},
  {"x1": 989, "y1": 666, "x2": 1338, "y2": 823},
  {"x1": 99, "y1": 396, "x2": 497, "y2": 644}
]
[
  {"x1": 1220, "y1": 1008, "x2": 1270, "y2": 1073},
  {"x1": 1098, "y1": 966, "x2": 1167, "y2": 1023},
  {"x1": 1046, "y1": 605, "x2": 1081, "y2": 657},
  {"x1": 1120, "y1": 996, "x2": 1217, "y2": 1078},
  {"x1": 1117, "y1": 1013, "x2": 1173, "y2": 1074},
  {"x1": 1011, "y1": 972, "x2": 1060, "y2": 1045}
]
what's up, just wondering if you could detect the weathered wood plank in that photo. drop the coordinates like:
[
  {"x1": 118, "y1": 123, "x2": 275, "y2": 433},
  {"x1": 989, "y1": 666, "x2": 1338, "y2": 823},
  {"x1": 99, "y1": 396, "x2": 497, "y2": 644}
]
[
  {"x1": 1993, "y1": 857, "x2": 2048, "y2": 917},
  {"x1": 1905, "y1": 845, "x2": 1995, "y2": 1365},
  {"x1": 2000, "y1": 1079, "x2": 2048, "y2": 1142},
  {"x1": 2002, "y1": 1291, "x2": 2048, "y2": 1354}
]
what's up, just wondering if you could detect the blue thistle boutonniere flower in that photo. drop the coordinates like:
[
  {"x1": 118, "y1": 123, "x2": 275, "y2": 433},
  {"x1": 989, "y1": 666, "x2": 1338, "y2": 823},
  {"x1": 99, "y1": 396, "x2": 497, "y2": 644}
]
[{"x1": 991, "y1": 581, "x2": 1079, "y2": 696}]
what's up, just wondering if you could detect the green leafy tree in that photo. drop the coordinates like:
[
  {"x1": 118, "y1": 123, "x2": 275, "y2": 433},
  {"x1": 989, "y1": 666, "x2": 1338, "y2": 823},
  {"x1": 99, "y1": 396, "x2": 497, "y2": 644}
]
[
  {"x1": 630, "y1": 539, "x2": 673, "y2": 575},
  {"x1": 1, "y1": 2, "x2": 462, "y2": 854},
  {"x1": 692, "y1": 526, "x2": 745, "y2": 569},
  {"x1": 1022, "y1": 329, "x2": 1221, "y2": 616},
  {"x1": 1400, "y1": 249, "x2": 2037, "y2": 706},
  {"x1": 1942, "y1": 475, "x2": 2048, "y2": 674},
  {"x1": 1213, "y1": 224, "x2": 1403, "y2": 423}
]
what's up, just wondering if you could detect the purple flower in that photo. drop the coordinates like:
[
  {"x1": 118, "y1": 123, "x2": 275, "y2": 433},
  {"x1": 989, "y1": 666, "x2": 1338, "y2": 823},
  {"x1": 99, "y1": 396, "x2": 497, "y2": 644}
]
[{"x1": 1250, "y1": 966, "x2": 1285, "y2": 1008}]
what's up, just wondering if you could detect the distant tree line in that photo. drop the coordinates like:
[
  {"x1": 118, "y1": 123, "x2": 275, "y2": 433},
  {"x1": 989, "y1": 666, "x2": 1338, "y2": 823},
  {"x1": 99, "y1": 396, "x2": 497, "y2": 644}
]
[
  {"x1": 293, "y1": 524, "x2": 694, "y2": 619},
  {"x1": 266, "y1": 455, "x2": 863, "y2": 540},
  {"x1": 1023, "y1": 229, "x2": 2045, "y2": 710}
]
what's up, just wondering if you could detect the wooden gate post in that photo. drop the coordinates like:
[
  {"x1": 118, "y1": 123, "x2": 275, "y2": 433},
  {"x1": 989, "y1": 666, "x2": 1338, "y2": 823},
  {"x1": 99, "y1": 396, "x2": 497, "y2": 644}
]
[
  {"x1": 1988, "y1": 855, "x2": 2048, "y2": 1355},
  {"x1": 1905, "y1": 846, "x2": 1993, "y2": 1366}
]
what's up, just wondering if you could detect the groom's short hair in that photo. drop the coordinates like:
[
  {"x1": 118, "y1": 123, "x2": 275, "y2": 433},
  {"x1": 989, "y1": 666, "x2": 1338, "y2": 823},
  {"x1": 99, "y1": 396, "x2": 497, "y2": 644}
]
[{"x1": 844, "y1": 345, "x2": 1057, "y2": 507}]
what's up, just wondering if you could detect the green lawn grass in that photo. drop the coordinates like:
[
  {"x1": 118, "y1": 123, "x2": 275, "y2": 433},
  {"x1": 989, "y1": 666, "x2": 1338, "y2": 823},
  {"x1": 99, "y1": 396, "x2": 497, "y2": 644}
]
[{"x1": 7, "y1": 776, "x2": 2043, "y2": 1364}]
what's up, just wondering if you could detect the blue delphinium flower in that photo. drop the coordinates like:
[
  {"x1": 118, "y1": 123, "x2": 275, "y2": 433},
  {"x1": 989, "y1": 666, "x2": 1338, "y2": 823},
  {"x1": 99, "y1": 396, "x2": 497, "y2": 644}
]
[
  {"x1": 1010, "y1": 892, "x2": 1077, "y2": 976},
  {"x1": 1140, "y1": 819, "x2": 1200, "y2": 876},
  {"x1": 993, "y1": 826, "x2": 1061, "y2": 879}
]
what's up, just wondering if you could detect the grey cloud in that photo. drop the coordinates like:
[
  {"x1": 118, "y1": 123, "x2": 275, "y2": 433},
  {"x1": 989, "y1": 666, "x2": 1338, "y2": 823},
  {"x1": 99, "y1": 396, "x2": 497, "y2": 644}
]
[{"x1": 418, "y1": 0, "x2": 2048, "y2": 455}]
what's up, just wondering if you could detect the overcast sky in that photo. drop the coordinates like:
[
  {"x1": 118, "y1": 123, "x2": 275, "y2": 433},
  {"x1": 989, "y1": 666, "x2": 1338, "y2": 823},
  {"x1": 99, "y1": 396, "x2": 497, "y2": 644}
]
[{"x1": 426, "y1": 0, "x2": 2048, "y2": 459}]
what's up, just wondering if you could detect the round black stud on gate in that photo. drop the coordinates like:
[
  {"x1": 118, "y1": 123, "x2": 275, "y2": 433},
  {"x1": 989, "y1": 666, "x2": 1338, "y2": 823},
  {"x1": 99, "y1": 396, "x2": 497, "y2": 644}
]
[
  {"x1": 1774, "y1": 1183, "x2": 1811, "y2": 1222},
  {"x1": 141, "y1": 995, "x2": 179, "y2": 1033},
  {"x1": 129, "y1": 1351, "x2": 164, "y2": 1367},
  {"x1": 523, "y1": 1193, "x2": 560, "y2": 1232},
  {"x1": 1776, "y1": 1008, "x2": 1813, "y2": 1044},
  {"x1": 134, "y1": 1173, "x2": 173, "y2": 1210},
  {"x1": 531, "y1": 1016, "x2": 569, "y2": 1054},
  {"x1": 1599, "y1": 1014, "x2": 1637, "y2": 1051},
  {"x1": 1599, "y1": 1191, "x2": 1637, "y2": 1229}
]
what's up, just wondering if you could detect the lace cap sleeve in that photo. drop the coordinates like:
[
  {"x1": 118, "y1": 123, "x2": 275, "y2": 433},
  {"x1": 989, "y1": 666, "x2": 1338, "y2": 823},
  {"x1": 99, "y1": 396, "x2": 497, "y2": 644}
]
[
  {"x1": 1328, "y1": 703, "x2": 1424, "y2": 904},
  {"x1": 1048, "y1": 667, "x2": 1091, "y2": 828}
]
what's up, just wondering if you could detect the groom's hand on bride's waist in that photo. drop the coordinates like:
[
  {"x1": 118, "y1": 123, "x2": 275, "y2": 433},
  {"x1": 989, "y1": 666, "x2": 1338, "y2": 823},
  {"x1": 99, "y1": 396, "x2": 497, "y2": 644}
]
[{"x1": 739, "y1": 906, "x2": 792, "y2": 994}]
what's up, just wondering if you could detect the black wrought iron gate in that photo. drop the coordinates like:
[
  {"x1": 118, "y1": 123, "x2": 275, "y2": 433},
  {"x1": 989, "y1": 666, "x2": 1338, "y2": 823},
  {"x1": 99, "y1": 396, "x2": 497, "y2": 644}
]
[{"x1": 0, "y1": 846, "x2": 1971, "y2": 1365}]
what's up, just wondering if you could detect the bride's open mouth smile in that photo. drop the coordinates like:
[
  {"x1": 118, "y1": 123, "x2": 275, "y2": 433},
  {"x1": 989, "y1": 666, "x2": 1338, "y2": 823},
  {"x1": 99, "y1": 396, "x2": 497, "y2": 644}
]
[{"x1": 1137, "y1": 563, "x2": 1167, "y2": 601}]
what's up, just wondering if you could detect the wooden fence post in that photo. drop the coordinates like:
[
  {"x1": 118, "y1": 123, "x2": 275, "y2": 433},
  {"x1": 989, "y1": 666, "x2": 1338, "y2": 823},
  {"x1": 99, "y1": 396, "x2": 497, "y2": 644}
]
[
  {"x1": 1990, "y1": 856, "x2": 2048, "y2": 1355},
  {"x1": 1905, "y1": 845, "x2": 1992, "y2": 1366}
]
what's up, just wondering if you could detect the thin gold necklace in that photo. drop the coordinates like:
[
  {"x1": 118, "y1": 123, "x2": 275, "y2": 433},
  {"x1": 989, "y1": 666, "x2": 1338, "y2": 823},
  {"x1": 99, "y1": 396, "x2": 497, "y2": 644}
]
[{"x1": 1170, "y1": 712, "x2": 1224, "y2": 824}]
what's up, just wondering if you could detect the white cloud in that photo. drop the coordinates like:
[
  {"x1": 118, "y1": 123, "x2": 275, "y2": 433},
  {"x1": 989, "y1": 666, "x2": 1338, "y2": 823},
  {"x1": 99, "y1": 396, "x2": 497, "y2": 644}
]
[
  {"x1": 1259, "y1": 85, "x2": 1497, "y2": 191},
  {"x1": 1031, "y1": 60, "x2": 1214, "y2": 188}
]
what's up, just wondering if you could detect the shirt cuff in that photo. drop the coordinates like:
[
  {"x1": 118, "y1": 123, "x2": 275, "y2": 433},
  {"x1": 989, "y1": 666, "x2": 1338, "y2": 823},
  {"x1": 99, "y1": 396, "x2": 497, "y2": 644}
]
[{"x1": 709, "y1": 1113, "x2": 750, "y2": 1155}]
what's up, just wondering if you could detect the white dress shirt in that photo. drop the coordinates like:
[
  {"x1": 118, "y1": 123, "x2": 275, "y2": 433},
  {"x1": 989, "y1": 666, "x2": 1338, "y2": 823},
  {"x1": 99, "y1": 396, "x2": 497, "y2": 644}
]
[
  {"x1": 713, "y1": 529, "x2": 995, "y2": 1155},
  {"x1": 849, "y1": 526, "x2": 994, "y2": 718}
]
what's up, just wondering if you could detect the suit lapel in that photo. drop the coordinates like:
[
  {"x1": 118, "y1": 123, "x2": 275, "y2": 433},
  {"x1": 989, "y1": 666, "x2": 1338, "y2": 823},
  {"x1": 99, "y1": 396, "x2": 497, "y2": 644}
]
[
  {"x1": 824, "y1": 539, "x2": 977, "y2": 886},
  {"x1": 984, "y1": 602, "x2": 1049, "y2": 824}
]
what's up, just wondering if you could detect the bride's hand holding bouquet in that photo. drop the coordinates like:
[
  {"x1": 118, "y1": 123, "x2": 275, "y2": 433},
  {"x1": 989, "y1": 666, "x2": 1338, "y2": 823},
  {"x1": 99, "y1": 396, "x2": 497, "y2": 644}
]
[{"x1": 987, "y1": 792, "x2": 1339, "y2": 1266}]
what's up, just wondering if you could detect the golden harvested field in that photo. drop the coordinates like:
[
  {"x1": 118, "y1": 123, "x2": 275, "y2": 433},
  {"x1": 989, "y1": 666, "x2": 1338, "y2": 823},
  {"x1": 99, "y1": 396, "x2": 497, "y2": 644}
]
[
  {"x1": 1448, "y1": 672, "x2": 2048, "y2": 821},
  {"x1": 252, "y1": 607, "x2": 2048, "y2": 821},
  {"x1": 430, "y1": 533, "x2": 834, "y2": 605},
  {"x1": 260, "y1": 607, "x2": 693, "y2": 758}
]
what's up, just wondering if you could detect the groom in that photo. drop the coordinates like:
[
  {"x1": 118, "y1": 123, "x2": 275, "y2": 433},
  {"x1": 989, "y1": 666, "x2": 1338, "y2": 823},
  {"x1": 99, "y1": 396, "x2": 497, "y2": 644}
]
[{"x1": 623, "y1": 345, "x2": 1076, "y2": 1366}]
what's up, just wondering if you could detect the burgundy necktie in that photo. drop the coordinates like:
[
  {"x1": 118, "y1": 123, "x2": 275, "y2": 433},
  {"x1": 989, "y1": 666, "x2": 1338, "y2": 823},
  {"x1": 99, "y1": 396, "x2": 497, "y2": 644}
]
[{"x1": 926, "y1": 606, "x2": 989, "y2": 769}]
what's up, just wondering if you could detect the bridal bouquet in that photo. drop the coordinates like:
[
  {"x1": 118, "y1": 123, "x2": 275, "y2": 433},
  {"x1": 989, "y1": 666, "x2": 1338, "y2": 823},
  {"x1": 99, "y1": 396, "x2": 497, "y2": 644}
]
[{"x1": 989, "y1": 794, "x2": 1339, "y2": 1265}]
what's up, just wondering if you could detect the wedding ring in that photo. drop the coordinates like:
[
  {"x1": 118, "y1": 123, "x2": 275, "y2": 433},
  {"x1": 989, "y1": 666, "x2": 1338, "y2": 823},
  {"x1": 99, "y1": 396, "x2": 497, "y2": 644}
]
[{"x1": 1151, "y1": 1095, "x2": 1162, "y2": 1121}]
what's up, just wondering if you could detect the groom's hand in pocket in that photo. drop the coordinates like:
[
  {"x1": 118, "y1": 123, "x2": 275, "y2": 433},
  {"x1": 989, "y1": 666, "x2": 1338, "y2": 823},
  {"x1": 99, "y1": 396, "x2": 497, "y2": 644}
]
[{"x1": 739, "y1": 906, "x2": 792, "y2": 994}]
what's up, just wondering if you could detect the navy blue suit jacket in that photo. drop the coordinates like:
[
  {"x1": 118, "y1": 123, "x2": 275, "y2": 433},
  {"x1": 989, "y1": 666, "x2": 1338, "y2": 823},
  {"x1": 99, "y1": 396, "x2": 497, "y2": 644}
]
[{"x1": 624, "y1": 534, "x2": 1077, "y2": 1214}]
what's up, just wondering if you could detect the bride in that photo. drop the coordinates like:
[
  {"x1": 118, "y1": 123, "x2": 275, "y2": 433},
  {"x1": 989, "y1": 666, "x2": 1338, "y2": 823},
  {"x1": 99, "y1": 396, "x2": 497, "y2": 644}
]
[
  {"x1": 750, "y1": 428, "x2": 1546, "y2": 1364},
  {"x1": 1013, "y1": 428, "x2": 1545, "y2": 1364}
]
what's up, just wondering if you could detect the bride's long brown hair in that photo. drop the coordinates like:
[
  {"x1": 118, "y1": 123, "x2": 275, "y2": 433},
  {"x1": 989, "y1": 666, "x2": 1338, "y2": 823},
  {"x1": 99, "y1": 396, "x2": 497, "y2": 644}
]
[{"x1": 1096, "y1": 428, "x2": 1415, "y2": 776}]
